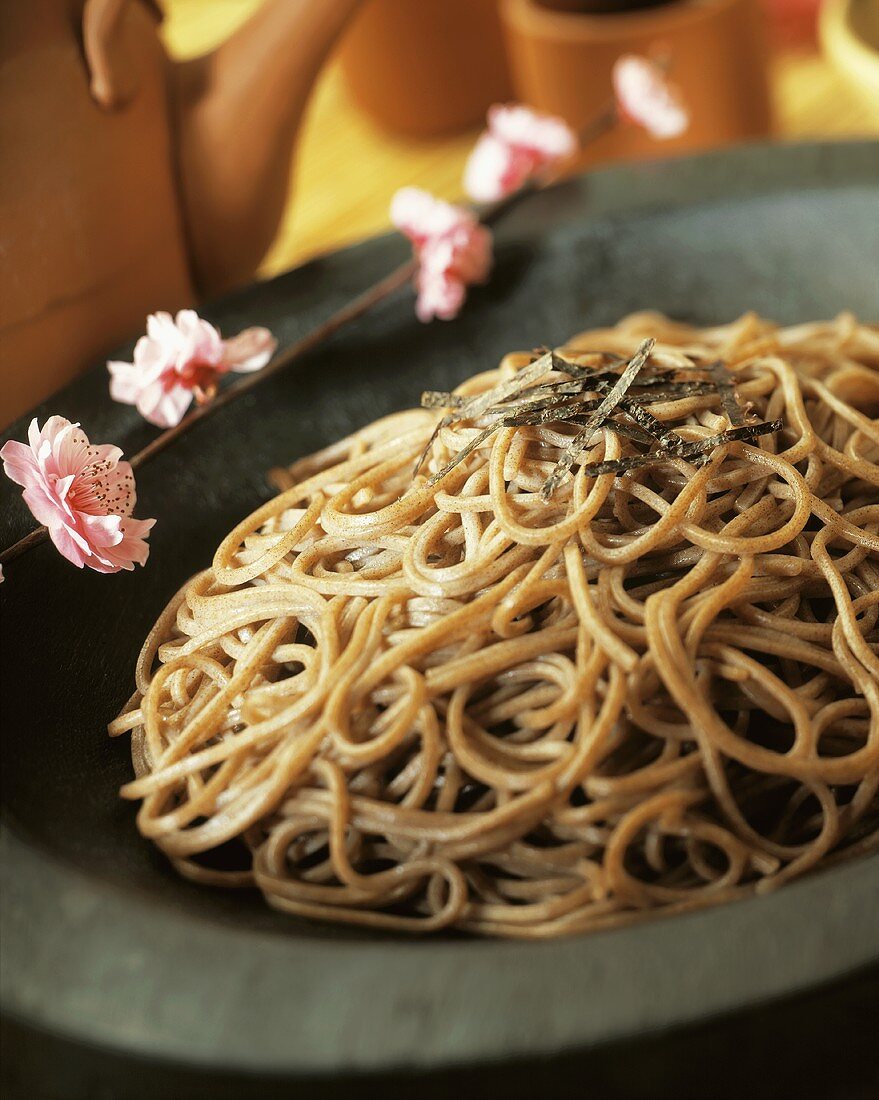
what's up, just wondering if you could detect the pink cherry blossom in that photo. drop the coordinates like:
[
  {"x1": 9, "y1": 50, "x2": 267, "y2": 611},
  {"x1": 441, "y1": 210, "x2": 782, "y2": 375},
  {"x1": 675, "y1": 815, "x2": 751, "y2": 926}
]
[
  {"x1": 108, "y1": 310, "x2": 276, "y2": 428},
  {"x1": 0, "y1": 417, "x2": 155, "y2": 574},
  {"x1": 464, "y1": 104, "x2": 578, "y2": 203},
  {"x1": 612, "y1": 55, "x2": 690, "y2": 140},
  {"x1": 390, "y1": 188, "x2": 493, "y2": 322}
]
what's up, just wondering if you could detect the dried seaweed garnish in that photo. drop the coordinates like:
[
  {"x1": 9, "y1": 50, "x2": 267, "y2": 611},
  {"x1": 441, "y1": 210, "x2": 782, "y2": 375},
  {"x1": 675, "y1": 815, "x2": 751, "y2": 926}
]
[
  {"x1": 504, "y1": 398, "x2": 606, "y2": 427},
  {"x1": 707, "y1": 359, "x2": 747, "y2": 427},
  {"x1": 417, "y1": 336, "x2": 781, "y2": 497},
  {"x1": 575, "y1": 421, "x2": 782, "y2": 479},
  {"x1": 624, "y1": 380, "x2": 720, "y2": 399},
  {"x1": 567, "y1": 416, "x2": 657, "y2": 447},
  {"x1": 414, "y1": 349, "x2": 556, "y2": 476},
  {"x1": 423, "y1": 372, "x2": 716, "y2": 417},
  {"x1": 618, "y1": 398, "x2": 680, "y2": 452},
  {"x1": 539, "y1": 338, "x2": 655, "y2": 500},
  {"x1": 428, "y1": 423, "x2": 503, "y2": 485},
  {"x1": 461, "y1": 349, "x2": 557, "y2": 422},
  {"x1": 550, "y1": 350, "x2": 627, "y2": 375},
  {"x1": 421, "y1": 391, "x2": 469, "y2": 410}
]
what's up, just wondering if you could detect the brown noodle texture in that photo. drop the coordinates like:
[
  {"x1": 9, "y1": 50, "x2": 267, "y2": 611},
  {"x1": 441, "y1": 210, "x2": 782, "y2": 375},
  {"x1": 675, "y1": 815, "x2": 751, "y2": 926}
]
[{"x1": 112, "y1": 313, "x2": 879, "y2": 937}]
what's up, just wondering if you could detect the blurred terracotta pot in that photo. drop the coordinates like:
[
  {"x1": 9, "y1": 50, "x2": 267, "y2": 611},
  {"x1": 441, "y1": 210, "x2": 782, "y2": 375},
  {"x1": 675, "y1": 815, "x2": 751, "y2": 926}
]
[
  {"x1": 539, "y1": 0, "x2": 671, "y2": 11},
  {"x1": 765, "y1": 0, "x2": 823, "y2": 46},
  {"x1": 339, "y1": 0, "x2": 512, "y2": 137},
  {"x1": 501, "y1": 0, "x2": 773, "y2": 165}
]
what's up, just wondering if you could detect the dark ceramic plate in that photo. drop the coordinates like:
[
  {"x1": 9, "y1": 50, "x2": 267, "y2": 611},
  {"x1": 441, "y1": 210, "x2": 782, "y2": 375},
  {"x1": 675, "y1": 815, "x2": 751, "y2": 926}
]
[{"x1": 2, "y1": 142, "x2": 879, "y2": 1099}]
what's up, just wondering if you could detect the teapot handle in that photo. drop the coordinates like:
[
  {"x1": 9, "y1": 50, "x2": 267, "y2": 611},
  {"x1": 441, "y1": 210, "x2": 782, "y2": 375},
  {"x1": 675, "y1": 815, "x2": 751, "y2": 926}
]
[{"x1": 83, "y1": 0, "x2": 162, "y2": 109}]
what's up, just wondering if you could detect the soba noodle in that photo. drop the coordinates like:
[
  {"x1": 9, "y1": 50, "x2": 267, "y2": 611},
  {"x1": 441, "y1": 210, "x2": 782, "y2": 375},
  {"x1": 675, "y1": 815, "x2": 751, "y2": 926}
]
[{"x1": 111, "y1": 312, "x2": 879, "y2": 937}]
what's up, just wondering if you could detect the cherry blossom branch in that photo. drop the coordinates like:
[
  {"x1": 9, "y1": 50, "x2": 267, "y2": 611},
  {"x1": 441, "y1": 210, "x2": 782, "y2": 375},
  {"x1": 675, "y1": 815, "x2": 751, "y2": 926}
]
[
  {"x1": 580, "y1": 101, "x2": 619, "y2": 145},
  {"x1": 1, "y1": 174, "x2": 590, "y2": 570},
  {"x1": 2, "y1": 62, "x2": 686, "y2": 571},
  {"x1": 0, "y1": 168, "x2": 558, "y2": 571},
  {"x1": 127, "y1": 258, "x2": 418, "y2": 470},
  {"x1": 0, "y1": 527, "x2": 48, "y2": 567},
  {"x1": 0, "y1": 260, "x2": 414, "y2": 568},
  {"x1": 0, "y1": 177, "x2": 581, "y2": 571},
  {"x1": 120, "y1": 103, "x2": 621, "y2": 454}
]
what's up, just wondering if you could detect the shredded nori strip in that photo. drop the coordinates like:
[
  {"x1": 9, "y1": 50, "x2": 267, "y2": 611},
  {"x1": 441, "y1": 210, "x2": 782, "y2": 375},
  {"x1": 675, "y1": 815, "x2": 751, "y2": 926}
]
[
  {"x1": 423, "y1": 373, "x2": 717, "y2": 415},
  {"x1": 575, "y1": 420, "x2": 782, "y2": 479},
  {"x1": 459, "y1": 350, "x2": 556, "y2": 421},
  {"x1": 503, "y1": 399, "x2": 606, "y2": 427},
  {"x1": 416, "y1": 337, "x2": 781, "y2": 498},
  {"x1": 415, "y1": 350, "x2": 555, "y2": 476},
  {"x1": 421, "y1": 391, "x2": 469, "y2": 410},
  {"x1": 567, "y1": 417, "x2": 657, "y2": 447},
  {"x1": 624, "y1": 380, "x2": 720, "y2": 398},
  {"x1": 540, "y1": 338, "x2": 655, "y2": 500},
  {"x1": 707, "y1": 359, "x2": 747, "y2": 427},
  {"x1": 618, "y1": 398, "x2": 681, "y2": 451},
  {"x1": 427, "y1": 423, "x2": 503, "y2": 485}
]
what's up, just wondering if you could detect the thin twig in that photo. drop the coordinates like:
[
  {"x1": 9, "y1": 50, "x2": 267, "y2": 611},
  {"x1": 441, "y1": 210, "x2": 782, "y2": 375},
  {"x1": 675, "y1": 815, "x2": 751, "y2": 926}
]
[
  {"x1": 128, "y1": 259, "x2": 417, "y2": 471},
  {"x1": 0, "y1": 526, "x2": 48, "y2": 566}
]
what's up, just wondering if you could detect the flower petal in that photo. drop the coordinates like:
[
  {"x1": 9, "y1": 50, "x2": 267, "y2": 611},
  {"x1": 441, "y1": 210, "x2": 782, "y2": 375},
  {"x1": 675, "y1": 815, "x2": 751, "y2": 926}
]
[
  {"x1": 175, "y1": 310, "x2": 224, "y2": 366},
  {"x1": 34, "y1": 415, "x2": 77, "y2": 456},
  {"x1": 51, "y1": 421, "x2": 103, "y2": 478},
  {"x1": 45, "y1": 521, "x2": 89, "y2": 569},
  {"x1": 488, "y1": 104, "x2": 576, "y2": 159},
  {"x1": 108, "y1": 361, "x2": 145, "y2": 405},
  {"x1": 463, "y1": 133, "x2": 516, "y2": 203},
  {"x1": 27, "y1": 417, "x2": 43, "y2": 452},
  {"x1": 416, "y1": 271, "x2": 466, "y2": 323},
  {"x1": 391, "y1": 187, "x2": 463, "y2": 244},
  {"x1": 21, "y1": 484, "x2": 69, "y2": 530},
  {"x1": 89, "y1": 516, "x2": 156, "y2": 573},
  {"x1": 223, "y1": 327, "x2": 277, "y2": 373},
  {"x1": 131, "y1": 335, "x2": 169, "y2": 379},
  {"x1": 612, "y1": 55, "x2": 689, "y2": 140},
  {"x1": 146, "y1": 311, "x2": 179, "y2": 344},
  {"x1": 0, "y1": 438, "x2": 39, "y2": 489},
  {"x1": 137, "y1": 382, "x2": 193, "y2": 428},
  {"x1": 464, "y1": 105, "x2": 576, "y2": 202},
  {"x1": 78, "y1": 510, "x2": 124, "y2": 549}
]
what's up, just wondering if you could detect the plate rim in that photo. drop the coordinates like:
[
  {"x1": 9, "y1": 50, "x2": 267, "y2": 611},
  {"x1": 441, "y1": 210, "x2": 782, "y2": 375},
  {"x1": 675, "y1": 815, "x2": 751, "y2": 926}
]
[{"x1": 3, "y1": 827, "x2": 878, "y2": 1074}]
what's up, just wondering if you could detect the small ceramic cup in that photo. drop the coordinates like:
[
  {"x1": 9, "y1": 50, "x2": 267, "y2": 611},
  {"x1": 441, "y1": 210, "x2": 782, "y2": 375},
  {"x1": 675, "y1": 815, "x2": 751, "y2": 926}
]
[
  {"x1": 501, "y1": 0, "x2": 774, "y2": 164},
  {"x1": 339, "y1": 0, "x2": 513, "y2": 137}
]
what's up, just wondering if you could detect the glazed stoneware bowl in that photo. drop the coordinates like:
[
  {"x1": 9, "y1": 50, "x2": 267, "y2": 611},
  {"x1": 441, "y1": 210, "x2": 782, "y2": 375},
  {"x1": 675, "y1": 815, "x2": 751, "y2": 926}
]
[{"x1": 2, "y1": 142, "x2": 878, "y2": 1100}]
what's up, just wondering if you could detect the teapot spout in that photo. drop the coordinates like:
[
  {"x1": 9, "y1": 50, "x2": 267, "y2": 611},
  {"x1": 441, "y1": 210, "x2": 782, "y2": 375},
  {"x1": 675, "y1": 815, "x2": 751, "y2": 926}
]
[{"x1": 172, "y1": 0, "x2": 362, "y2": 296}]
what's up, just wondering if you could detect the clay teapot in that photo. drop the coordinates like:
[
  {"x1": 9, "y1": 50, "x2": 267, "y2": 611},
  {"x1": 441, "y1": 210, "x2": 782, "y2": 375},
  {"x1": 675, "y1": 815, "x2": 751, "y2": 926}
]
[{"x1": 0, "y1": 0, "x2": 362, "y2": 425}]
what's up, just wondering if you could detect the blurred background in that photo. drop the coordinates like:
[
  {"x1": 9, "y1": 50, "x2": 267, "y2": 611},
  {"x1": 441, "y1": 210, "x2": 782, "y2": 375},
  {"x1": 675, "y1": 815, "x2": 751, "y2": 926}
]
[
  {"x1": 3, "y1": 0, "x2": 878, "y2": 424},
  {"x1": 163, "y1": 0, "x2": 879, "y2": 276}
]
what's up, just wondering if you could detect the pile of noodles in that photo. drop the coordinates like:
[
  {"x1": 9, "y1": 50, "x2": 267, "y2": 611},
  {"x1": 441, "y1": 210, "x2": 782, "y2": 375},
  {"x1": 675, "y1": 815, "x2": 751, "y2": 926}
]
[{"x1": 111, "y1": 312, "x2": 879, "y2": 938}]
